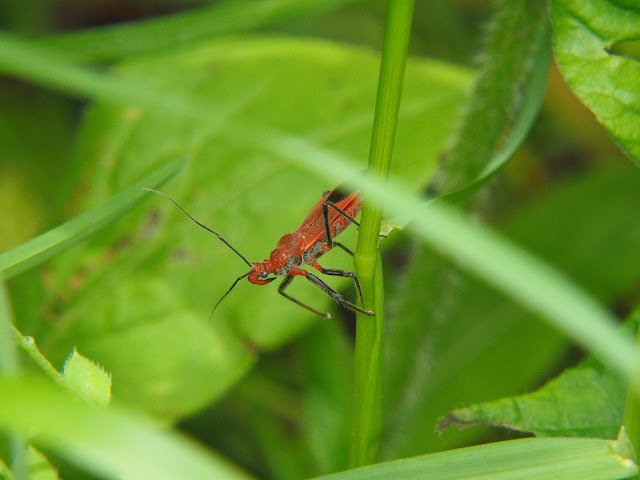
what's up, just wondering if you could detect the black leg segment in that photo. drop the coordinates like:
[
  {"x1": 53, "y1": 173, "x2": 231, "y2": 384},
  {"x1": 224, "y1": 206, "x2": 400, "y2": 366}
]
[
  {"x1": 278, "y1": 275, "x2": 331, "y2": 319},
  {"x1": 315, "y1": 267, "x2": 364, "y2": 303},
  {"x1": 332, "y1": 242, "x2": 354, "y2": 256},
  {"x1": 305, "y1": 272, "x2": 373, "y2": 316},
  {"x1": 322, "y1": 200, "x2": 360, "y2": 247}
]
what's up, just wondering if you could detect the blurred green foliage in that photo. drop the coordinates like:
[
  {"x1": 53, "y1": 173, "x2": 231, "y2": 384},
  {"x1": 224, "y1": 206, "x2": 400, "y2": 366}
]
[{"x1": 0, "y1": 1, "x2": 639, "y2": 480}]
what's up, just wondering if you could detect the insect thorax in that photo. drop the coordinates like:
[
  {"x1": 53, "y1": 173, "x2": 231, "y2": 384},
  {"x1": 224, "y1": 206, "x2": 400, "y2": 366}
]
[
  {"x1": 275, "y1": 254, "x2": 301, "y2": 276},
  {"x1": 302, "y1": 242, "x2": 325, "y2": 264}
]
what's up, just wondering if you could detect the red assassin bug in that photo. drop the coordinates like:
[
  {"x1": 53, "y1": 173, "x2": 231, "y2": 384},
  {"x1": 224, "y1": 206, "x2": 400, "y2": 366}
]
[{"x1": 144, "y1": 185, "x2": 374, "y2": 318}]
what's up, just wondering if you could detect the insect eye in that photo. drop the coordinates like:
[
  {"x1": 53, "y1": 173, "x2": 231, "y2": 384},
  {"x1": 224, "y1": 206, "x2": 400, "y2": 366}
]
[{"x1": 261, "y1": 271, "x2": 268, "y2": 278}]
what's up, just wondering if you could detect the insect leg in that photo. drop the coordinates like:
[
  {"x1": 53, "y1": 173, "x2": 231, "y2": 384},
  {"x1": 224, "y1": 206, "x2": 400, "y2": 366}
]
[
  {"x1": 305, "y1": 272, "x2": 373, "y2": 316},
  {"x1": 324, "y1": 200, "x2": 389, "y2": 245},
  {"x1": 332, "y1": 242, "x2": 354, "y2": 256},
  {"x1": 322, "y1": 201, "x2": 360, "y2": 247},
  {"x1": 278, "y1": 275, "x2": 331, "y2": 319},
  {"x1": 312, "y1": 264, "x2": 364, "y2": 303}
]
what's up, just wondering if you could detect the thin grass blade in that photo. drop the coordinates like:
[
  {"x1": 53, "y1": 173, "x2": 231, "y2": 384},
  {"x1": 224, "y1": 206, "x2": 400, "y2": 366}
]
[{"x1": 0, "y1": 158, "x2": 184, "y2": 280}]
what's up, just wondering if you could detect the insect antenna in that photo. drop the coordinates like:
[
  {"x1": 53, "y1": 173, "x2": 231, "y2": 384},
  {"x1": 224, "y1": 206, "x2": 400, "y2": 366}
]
[
  {"x1": 143, "y1": 188, "x2": 252, "y2": 268},
  {"x1": 208, "y1": 270, "x2": 252, "y2": 321}
]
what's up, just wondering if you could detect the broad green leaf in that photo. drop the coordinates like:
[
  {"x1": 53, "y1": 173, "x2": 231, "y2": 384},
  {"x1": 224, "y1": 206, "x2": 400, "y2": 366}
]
[
  {"x1": 441, "y1": 312, "x2": 640, "y2": 440},
  {"x1": 442, "y1": 357, "x2": 624, "y2": 439},
  {"x1": 382, "y1": 163, "x2": 640, "y2": 458},
  {"x1": 30, "y1": 38, "x2": 467, "y2": 420},
  {"x1": 433, "y1": 0, "x2": 551, "y2": 199},
  {"x1": 0, "y1": 158, "x2": 183, "y2": 280},
  {"x1": 315, "y1": 437, "x2": 637, "y2": 480},
  {"x1": 551, "y1": 0, "x2": 640, "y2": 162},
  {"x1": 62, "y1": 349, "x2": 111, "y2": 407},
  {"x1": 42, "y1": 0, "x2": 362, "y2": 63},
  {"x1": 0, "y1": 377, "x2": 254, "y2": 480}
]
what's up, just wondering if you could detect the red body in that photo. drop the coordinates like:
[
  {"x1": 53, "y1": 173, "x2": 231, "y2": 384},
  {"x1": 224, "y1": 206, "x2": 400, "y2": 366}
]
[{"x1": 248, "y1": 189, "x2": 361, "y2": 285}]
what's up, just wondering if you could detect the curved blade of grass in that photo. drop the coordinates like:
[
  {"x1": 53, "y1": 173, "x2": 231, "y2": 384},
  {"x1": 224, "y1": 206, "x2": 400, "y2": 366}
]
[
  {"x1": 0, "y1": 32, "x2": 211, "y2": 119},
  {"x1": 41, "y1": 0, "x2": 361, "y2": 63},
  {"x1": 0, "y1": 376, "x2": 254, "y2": 480},
  {"x1": 0, "y1": 33, "x2": 266, "y2": 138},
  {"x1": 0, "y1": 158, "x2": 184, "y2": 280},
  {"x1": 314, "y1": 437, "x2": 637, "y2": 480},
  {"x1": 250, "y1": 129, "x2": 640, "y2": 385}
]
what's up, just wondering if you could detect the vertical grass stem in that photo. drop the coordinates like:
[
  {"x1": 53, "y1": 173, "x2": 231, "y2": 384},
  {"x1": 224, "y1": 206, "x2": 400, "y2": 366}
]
[{"x1": 350, "y1": 0, "x2": 414, "y2": 468}]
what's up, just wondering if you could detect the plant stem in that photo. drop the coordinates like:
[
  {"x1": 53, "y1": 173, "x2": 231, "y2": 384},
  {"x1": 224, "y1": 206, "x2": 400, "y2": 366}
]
[
  {"x1": 350, "y1": 0, "x2": 414, "y2": 468},
  {"x1": 11, "y1": 325, "x2": 66, "y2": 386},
  {"x1": 350, "y1": 255, "x2": 386, "y2": 467}
]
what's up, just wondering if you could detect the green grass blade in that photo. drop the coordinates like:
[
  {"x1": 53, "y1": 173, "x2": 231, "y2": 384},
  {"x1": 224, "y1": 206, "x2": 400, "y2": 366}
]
[
  {"x1": 0, "y1": 158, "x2": 184, "y2": 280},
  {"x1": 315, "y1": 437, "x2": 637, "y2": 480},
  {"x1": 41, "y1": 0, "x2": 361, "y2": 63},
  {"x1": 350, "y1": 0, "x2": 413, "y2": 468},
  {"x1": 0, "y1": 377, "x2": 254, "y2": 480},
  {"x1": 0, "y1": 32, "x2": 210, "y2": 118},
  {"x1": 251, "y1": 130, "x2": 640, "y2": 384}
]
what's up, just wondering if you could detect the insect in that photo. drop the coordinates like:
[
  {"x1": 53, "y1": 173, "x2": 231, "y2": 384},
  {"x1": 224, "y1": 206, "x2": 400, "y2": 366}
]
[{"x1": 143, "y1": 185, "x2": 374, "y2": 319}]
